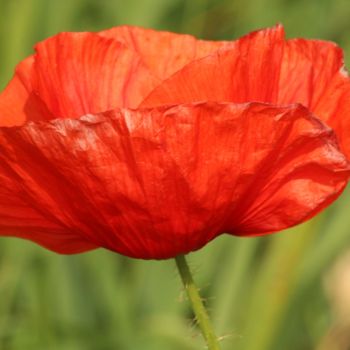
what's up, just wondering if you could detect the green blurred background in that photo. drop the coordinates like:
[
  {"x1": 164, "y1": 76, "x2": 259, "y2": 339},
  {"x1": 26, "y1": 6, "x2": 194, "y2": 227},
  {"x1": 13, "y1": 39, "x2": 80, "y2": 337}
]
[{"x1": 1, "y1": 0, "x2": 350, "y2": 349}]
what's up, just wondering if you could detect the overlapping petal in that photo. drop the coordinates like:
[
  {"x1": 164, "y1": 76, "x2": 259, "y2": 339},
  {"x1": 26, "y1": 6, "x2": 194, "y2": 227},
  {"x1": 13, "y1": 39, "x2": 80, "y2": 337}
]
[
  {"x1": 0, "y1": 102, "x2": 348, "y2": 259},
  {"x1": 140, "y1": 25, "x2": 285, "y2": 107},
  {"x1": 32, "y1": 32, "x2": 160, "y2": 117},
  {"x1": 0, "y1": 31, "x2": 160, "y2": 123},
  {"x1": 99, "y1": 26, "x2": 231, "y2": 80},
  {"x1": 140, "y1": 25, "x2": 350, "y2": 158}
]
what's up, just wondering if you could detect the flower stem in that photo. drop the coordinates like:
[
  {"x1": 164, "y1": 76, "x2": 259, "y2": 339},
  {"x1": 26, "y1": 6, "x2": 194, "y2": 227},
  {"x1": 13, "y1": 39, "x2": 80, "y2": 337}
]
[{"x1": 175, "y1": 254, "x2": 221, "y2": 350}]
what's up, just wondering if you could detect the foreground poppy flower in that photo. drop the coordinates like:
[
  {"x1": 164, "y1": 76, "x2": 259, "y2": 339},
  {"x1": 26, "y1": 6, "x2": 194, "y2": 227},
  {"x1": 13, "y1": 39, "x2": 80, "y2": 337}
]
[{"x1": 0, "y1": 25, "x2": 349, "y2": 259}]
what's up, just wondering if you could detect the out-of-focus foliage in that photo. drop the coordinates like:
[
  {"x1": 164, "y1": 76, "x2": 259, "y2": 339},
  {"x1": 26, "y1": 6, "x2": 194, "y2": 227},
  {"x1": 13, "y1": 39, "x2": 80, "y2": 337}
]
[{"x1": 0, "y1": 0, "x2": 350, "y2": 349}]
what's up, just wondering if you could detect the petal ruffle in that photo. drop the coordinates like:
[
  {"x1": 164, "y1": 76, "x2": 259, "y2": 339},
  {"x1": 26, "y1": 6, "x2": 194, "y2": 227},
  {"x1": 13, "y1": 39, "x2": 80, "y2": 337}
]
[
  {"x1": 317, "y1": 73, "x2": 350, "y2": 158},
  {"x1": 279, "y1": 39, "x2": 350, "y2": 158},
  {"x1": 278, "y1": 39, "x2": 344, "y2": 108},
  {"x1": 99, "y1": 25, "x2": 231, "y2": 81},
  {"x1": 0, "y1": 102, "x2": 348, "y2": 259},
  {"x1": 140, "y1": 25, "x2": 285, "y2": 107},
  {"x1": 0, "y1": 57, "x2": 53, "y2": 126}
]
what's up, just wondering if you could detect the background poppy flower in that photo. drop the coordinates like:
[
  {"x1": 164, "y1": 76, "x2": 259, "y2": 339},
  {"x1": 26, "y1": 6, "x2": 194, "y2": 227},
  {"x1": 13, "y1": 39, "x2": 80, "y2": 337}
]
[{"x1": 0, "y1": 25, "x2": 349, "y2": 259}]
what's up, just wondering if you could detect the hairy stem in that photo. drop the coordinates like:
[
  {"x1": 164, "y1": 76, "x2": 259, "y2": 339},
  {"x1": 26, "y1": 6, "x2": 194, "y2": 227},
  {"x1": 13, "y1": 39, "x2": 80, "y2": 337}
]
[{"x1": 175, "y1": 254, "x2": 221, "y2": 350}]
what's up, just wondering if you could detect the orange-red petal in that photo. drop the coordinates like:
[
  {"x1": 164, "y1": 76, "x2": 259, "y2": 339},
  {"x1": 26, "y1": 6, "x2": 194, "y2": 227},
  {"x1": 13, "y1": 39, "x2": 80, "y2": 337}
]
[
  {"x1": 140, "y1": 25, "x2": 285, "y2": 107},
  {"x1": 0, "y1": 57, "x2": 54, "y2": 126},
  {"x1": 32, "y1": 32, "x2": 159, "y2": 118},
  {"x1": 279, "y1": 38, "x2": 350, "y2": 158},
  {"x1": 278, "y1": 39, "x2": 344, "y2": 107},
  {"x1": 0, "y1": 163, "x2": 97, "y2": 253},
  {"x1": 140, "y1": 26, "x2": 350, "y2": 160},
  {"x1": 99, "y1": 25, "x2": 231, "y2": 80},
  {"x1": 316, "y1": 73, "x2": 350, "y2": 158},
  {"x1": 0, "y1": 102, "x2": 348, "y2": 259}
]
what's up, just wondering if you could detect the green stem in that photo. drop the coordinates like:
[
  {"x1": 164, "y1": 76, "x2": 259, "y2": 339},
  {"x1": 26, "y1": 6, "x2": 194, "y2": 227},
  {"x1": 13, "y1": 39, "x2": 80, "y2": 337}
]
[{"x1": 175, "y1": 254, "x2": 221, "y2": 350}]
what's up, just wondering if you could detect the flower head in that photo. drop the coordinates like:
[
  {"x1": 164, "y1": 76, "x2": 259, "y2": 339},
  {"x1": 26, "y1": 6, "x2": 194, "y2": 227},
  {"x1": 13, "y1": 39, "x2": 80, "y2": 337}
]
[{"x1": 0, "y1": 25, "x2": 349, "y2": 259}]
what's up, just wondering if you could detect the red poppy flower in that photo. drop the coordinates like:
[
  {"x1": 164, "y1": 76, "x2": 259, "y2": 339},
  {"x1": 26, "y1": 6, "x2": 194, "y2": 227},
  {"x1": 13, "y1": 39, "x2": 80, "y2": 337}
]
[{"x1": 0, "y1": 25, "x2": 349, "y2": 259}]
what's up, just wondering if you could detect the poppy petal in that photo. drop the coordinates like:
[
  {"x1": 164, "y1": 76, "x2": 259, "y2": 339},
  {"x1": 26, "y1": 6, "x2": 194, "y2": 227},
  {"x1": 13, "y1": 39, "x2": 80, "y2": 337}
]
[
  {"x1": 0, "y1": 57, "x2": 53, "y2": 126},
  {"x1": 140, "y1": 25, "x2": 285, "y2": 107},
  {"x1": 278, "y1": 39, "x2": 344, "y2": 108},
  {"x1": 32, "y1": 32, "x2": 159, "y2": 118},
  {"x1": 0, "y1": 102, "x2": 348, "y2": 259},
  {"x1": 316, "y1": 73, "x2": 350, "y2": 158},
  {"x1": 99, "y1": 25, "x2": 231, "y2": 80},
  {"x1": 279, "y1": 39, "x2": 350, "y2": 158},
  {"x1": 0, "y1": 169, "x2": 97, "y2": 253}
]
